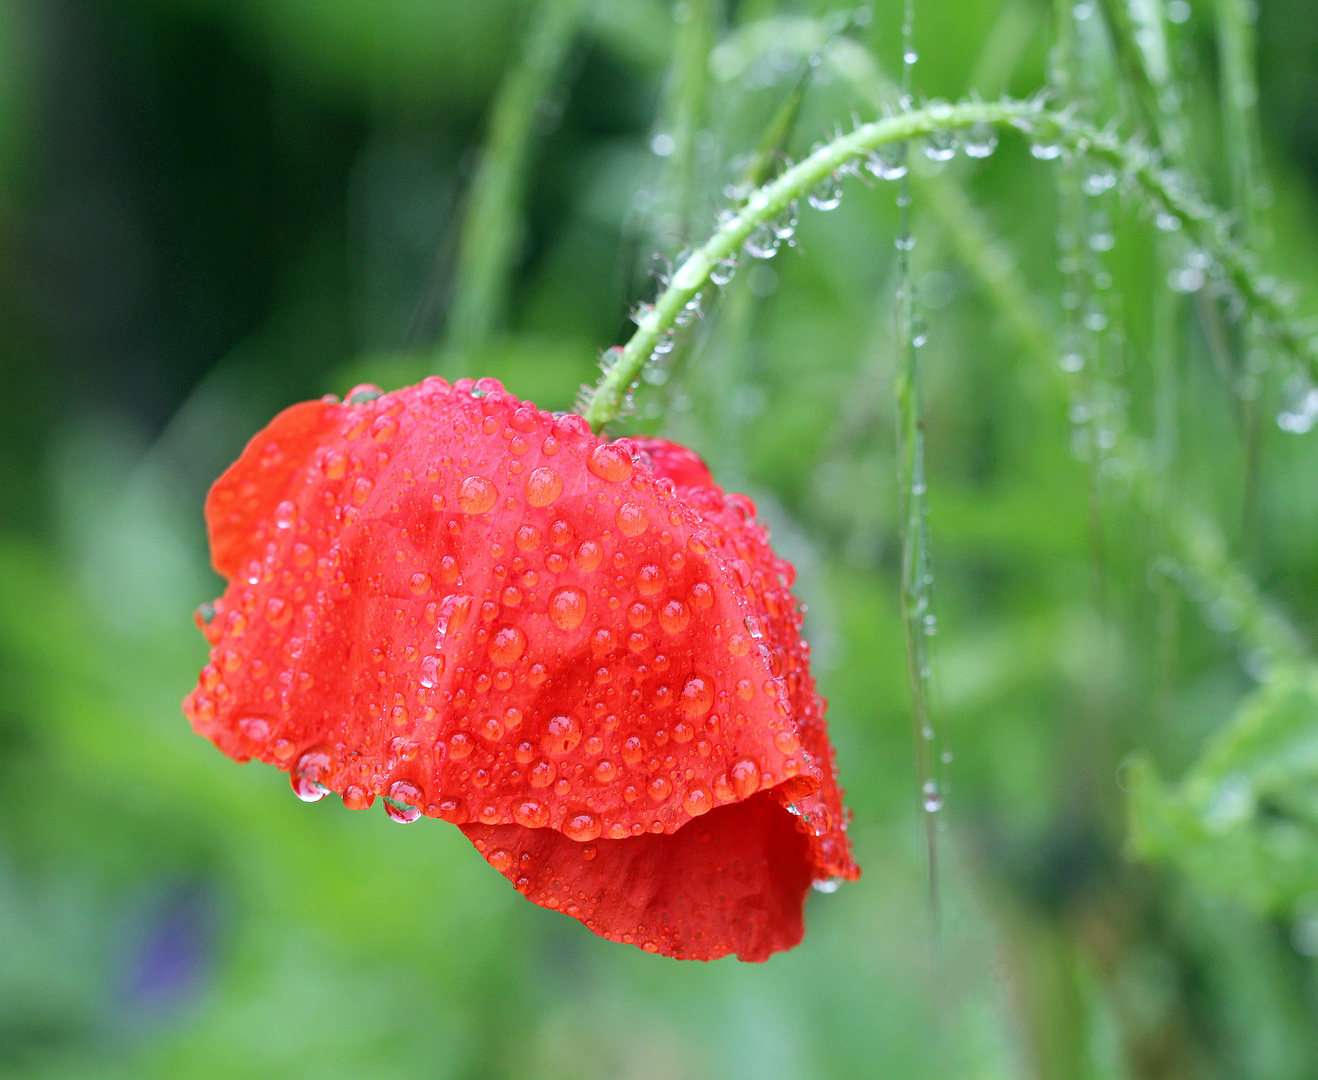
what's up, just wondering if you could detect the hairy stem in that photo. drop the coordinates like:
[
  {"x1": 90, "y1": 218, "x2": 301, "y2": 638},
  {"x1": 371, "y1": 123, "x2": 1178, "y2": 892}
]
[
  {"x1": 583, "y1": 100, "x2": 1318, "y2": 433},
  {"x1": 582, "y1": 98, "x2": 1036, "y2": 429}
]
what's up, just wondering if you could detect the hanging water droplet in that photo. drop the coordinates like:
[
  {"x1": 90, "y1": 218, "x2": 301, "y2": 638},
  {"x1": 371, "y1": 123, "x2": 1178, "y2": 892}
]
[
  {"x1": 1088, "y1": 231, "x2": 1115, "y2": 252},
  {"x1": 1155, "y1": 211, "x2": 1182, "y2": 232},
  {"x1": 745, "y1": 222, "x2": 779, "y2": 259},
  {"x1": 807, "y1": 175, "x2": 843, "y2": 211},
  {"x1": 923, "y1": 130, "x2": 958, "y2": 163},
  {"x1": 963, "y1": 122, "x2": 997, "y2": 158},
  {"x1": 1060, "y1": 352, "x2": 1085, "y2": 372},
  {"x1": 1030, "y1": 139, "x2": 1063, "y2": 161},
  {"x1": 922, "y1": 780, "x2": 943, "y2": 812},
  {"x1": 631, "y1": 302, "x2": 654, "y2": 326},
  {"x1": 1083, "y1": 167, "x2": 1117, "y2": 196},
  {"x1": 903, "y1": 49, "x2": 919, "y2": 65},
  {"x1": 812, "y1": 877, "x2": 842, "y2": 894},
  {"x1": 865, "y1": 143, "x2": 908, "y2": 181},
  {"x1": 1278, "y1": 373, "x2": 1318, "y2": 433},
  {"x1": 1168, "y1": 265, "x2": 1206, "y2": 293},
  {"x1": 773, "y1": 203, "x2": 799, "y2": 240},
  {"x1": 710, "y1": 258, "x2": 736, "y2": 286},
  {"x1": 652, "y1": 333, "x2": 676, "y2": 354}
]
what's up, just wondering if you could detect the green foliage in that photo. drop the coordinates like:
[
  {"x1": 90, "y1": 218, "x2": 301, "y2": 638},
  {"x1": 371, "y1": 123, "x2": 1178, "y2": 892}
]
[
  {"x1": 1129, "y1": 666, "x2": 1318, "y2": 918},
  {"x1": 5, "y1": 0, "x2": 1318, "y2": 1076}
]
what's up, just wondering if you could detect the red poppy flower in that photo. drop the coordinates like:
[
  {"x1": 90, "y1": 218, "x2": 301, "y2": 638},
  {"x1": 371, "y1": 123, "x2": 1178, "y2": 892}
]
[{"x1": 185, "y1": 376, "x2": 858, "y2": 960}]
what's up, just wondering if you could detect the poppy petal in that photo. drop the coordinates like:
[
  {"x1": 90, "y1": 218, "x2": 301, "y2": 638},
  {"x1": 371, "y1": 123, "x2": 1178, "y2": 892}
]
[{"x1": 184, "y1": 377, "x2": 858, "y2": 960}]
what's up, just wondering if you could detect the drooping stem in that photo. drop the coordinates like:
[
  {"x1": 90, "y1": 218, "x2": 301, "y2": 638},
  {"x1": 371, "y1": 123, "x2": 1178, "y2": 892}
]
[
  {"x1": 443, "y1": 0, "x2": 590, "y2": 358},
  {"x1": 581, "y1": 98, "x2": 1037, "y2": 430}
]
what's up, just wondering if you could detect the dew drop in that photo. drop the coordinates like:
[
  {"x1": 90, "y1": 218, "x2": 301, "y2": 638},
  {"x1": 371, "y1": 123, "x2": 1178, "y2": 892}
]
[
  {"x1": 923, "y1": 130, "x2": 958, "y2": 162},
  {"x1": 437, "y1": 594, "x2": 472, "y2": 638},
  {"x1": 616, "y1": 503, "x2": 650, "y2": 537},
  {"x1": 731, "y1": 758, "x2": 759, "y2": 798},
  {"x1": 513, "y1": 799, "x2": 550, "y2": 828},
  {"x1": 386, "y1": 781, "x2": 423, "y2": 823},
  {"x1": 563, "y1": 811, "x2": 602, "y2": 842},
  {"x1": 807, "y1": 175, "x2": 843, "y2": 210},
  {"x1": 543, "y1": 714, "x2": 582, "y2": 755},
  {"x1": 647, "y1": 776, "x2": 673, "y2": 803},
  {"x1": 963, "y1": 121, "x2": 997, "y2": 158},
  {"x1": 488, "y1": 625, "x2": 527, "y2": 665},
  {"x1": 549, "y1": 586, "x2": 588, "y2": 630},
  {"x1": 682, "y1": 784, "x2": 713, "y2": 817},
  {"x1": 458, "y1": 475, "x2": 497, "y2": 514},
  {"x1": 525, "y1": 466, "x2": 563, "y2": 507},
  {"x1": 678, "y1": 674, "x2": 713, "y2": 718},
  {"x1": 659, "y1": 598, "x2": 690, "y2": 634},
  {"x1": 745, "y1": 223, "x2": 779, "y2": 259},
  {"x1": 587, "y1": 444, "x2": 633, "y2": 483},
  {"x1": 865, "y1": 143, "x2": 908, "y2": 181},
  {"x1": 342, "y1": 785, "x2": 374, "y2": 811},
  {"x1": 274, "y1": 500, "x2": 297, "y2": 530},
  {"x1": 291, "y1": 747, "x2": 332, "y2": 802},
  {"x1": 237, "y1": 715, "x2": 270, "y2": 742},
  {"x1": 322, "y1": 451, "x2": 348, "y2": 480},
  {"x1": 419, "y1": 653, "x2": 445, "y2": 688},
  {"x1": 409, "y1": 572, "x2": 432, "y2": 595}
]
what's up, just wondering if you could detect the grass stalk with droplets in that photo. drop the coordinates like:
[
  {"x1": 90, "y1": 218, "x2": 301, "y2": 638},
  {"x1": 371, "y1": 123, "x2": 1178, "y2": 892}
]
[{"x1": 443, "y1": 0, "x2": 590, "y2": 358}]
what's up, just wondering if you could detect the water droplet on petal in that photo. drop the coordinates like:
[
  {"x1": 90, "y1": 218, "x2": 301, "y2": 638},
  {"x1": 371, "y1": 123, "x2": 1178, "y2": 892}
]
[
  {"x1": 513, "y1": 799, "x2": 550, "y2": 828},
  {"x1": 678, "y1": 674, "x2": 713, "y2": 717},
  {"x1": 458, "y1": 475, "x2": 497, "y2": 514},
  {"x1": 385, "y1": 781, "x2": 423, "y2": 823},
  {"x1": 563, "y1": 811, "x2": 602, "y2": 842},
  {"x1": 488, "y1": 625, "x2": 527, "y2": 665},
  {"x1": 419, "y1": 653, "x2": 445, "y2": 687},
  {"x1": 526, "y1": 467, "x2": 563, "y2": 507},
  {"x1": 549, "y1": 586, "x2": 588, "y2": 630},
  {"x1": 683, "y1": 784, "x2": 713, "y2": 816},
  {"x1": 587, "y1": 444, "x2": 633, "y2": 483}
]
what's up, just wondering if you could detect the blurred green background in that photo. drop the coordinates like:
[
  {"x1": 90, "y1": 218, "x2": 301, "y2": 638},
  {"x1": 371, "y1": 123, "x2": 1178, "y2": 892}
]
[{"x1": 3, "y1": 0, "x2": 1318, "y2": 1076}]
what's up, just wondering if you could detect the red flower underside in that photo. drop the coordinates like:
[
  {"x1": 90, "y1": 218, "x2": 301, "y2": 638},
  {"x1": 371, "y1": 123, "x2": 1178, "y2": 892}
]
[{"x1": 185, "y1": 376, "x2": 857, "y2": 961}]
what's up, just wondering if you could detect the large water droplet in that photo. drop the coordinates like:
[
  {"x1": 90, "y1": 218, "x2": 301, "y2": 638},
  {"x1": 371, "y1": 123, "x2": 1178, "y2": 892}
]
[
  {"x1": 385, "y1": 781, "x2": 423, "y2": 823},
  {"x1": 419, "y1": 653, "x2": 445, "y2": 687},
  {"x1": 865, "y1": 143, "x2": 908, "y2": 181},
  {"x1": 1278, "y1": 374, "x2": 1318, "y2": 433},
  {"x1": 963, "y1": 122, "x2": 997, "y2": 159},
  {"x1": 488, "y1": 625, "x2": 527, "y2": 665},
  {"x1": 437, "y1": 594, "x2": 472, "y2": 639},
  {"x1": 457, "y1": 475, "x2": 497, "y2": 514},
  {"x1": 525, "y1": 467, "x2": 563, "y2": 507},
  {"x1": 678, "y1": 674, "x2": 713, "y2": 717},
  {"x1": 549, "y1": 586, "x2": 588, "y2": 630},
  {"x1": 807, "y1": 175, "x2": 843, "y2": 211},
  {"x1": 923, "y1": 130, "x2": 958, "y2": 163},
  {"x1": 563, "y1": 811, "x2": 601, "y2": 842},
  {"x1": 587, "y1": 444, "x2": 633, "y2": 483},
  {"x1": 745, "y1": 223, "x2": 779, "y2": 259}
]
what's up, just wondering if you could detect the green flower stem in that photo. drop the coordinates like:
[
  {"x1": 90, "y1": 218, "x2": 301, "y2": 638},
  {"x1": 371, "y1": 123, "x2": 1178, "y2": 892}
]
[
  {"x1": 444, "y1": 0, "x2": 590, "y2": 357},
  {"x1": 581, "y1": 98, "x2": 1036, "y2": 430},
  {"x1": 584, "y1": 99, "x2": 1318, "y2": 433}
]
